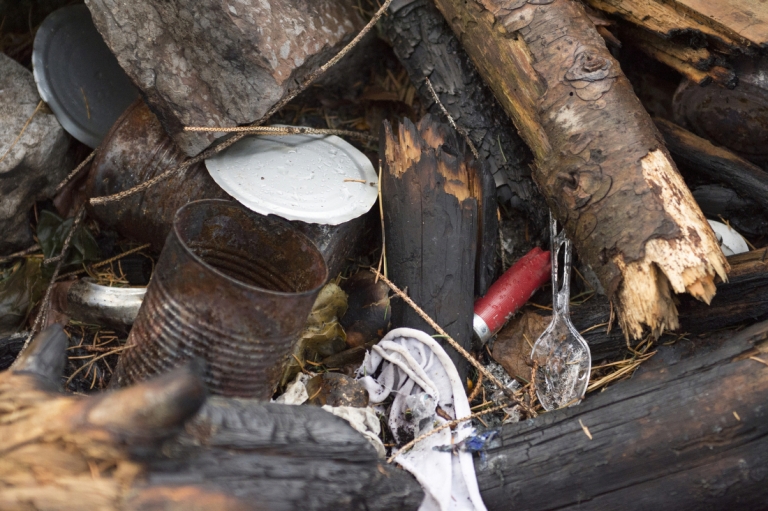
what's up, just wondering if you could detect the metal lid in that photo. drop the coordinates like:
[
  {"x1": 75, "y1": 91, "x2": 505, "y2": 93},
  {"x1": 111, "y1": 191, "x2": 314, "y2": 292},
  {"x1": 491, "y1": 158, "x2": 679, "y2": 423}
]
[
  {"x1": 205, "y1": 132, "x2": 378, "y2": 225},
  {"x1": 32, "y1": 5, "x2": 139, "y2": 148}
]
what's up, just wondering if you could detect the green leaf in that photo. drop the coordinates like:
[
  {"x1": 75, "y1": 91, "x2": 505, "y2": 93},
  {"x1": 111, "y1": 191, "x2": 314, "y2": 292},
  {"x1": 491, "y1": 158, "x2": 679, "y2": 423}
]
[
  {"x1": 36, "y1": 210, "x2": 100, "y2": 273},
  {"x1": 0, "y1": 258, "x2": 43, "y2": 336}
]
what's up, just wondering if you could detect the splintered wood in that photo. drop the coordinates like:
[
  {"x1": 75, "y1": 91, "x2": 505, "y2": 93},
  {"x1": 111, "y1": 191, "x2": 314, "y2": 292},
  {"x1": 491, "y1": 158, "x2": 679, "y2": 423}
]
[{"x1": 432, "y1": 0, "x2": 728, "y2": 339}]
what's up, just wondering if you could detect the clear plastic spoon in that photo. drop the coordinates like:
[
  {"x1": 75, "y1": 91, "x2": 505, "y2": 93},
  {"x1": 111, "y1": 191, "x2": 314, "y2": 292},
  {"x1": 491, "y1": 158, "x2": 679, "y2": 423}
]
[{"x1": 530, "y1": 212, "x2": 592, "y2": 411}]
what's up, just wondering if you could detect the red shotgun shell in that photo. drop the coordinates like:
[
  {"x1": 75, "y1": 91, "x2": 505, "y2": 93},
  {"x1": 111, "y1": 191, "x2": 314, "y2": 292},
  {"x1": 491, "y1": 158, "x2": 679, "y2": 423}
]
[{"x1": 473, "y1": 247, "x2": 551, "y2": 343}]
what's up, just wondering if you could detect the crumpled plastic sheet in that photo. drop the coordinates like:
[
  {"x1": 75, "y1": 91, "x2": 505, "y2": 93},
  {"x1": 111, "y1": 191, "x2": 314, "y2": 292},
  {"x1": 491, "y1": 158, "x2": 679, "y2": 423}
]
[{"x1": 358, "y1": 328, "x2": 487, "y2": 511}]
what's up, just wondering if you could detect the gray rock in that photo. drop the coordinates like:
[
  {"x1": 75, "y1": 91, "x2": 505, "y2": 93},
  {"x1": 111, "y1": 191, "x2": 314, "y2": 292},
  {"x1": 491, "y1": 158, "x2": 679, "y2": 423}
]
[
  {"x1": 0, "y1": 53, "x2": 70, "y2": 255},
  {"x1": 84, "y1": 0, "x2": 365, "y2": 156}
]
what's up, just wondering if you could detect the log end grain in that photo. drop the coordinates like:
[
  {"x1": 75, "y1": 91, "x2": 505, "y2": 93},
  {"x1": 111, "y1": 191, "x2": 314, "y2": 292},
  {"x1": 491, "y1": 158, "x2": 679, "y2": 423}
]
[{"x1": 614, "y1": 149, "x2": 729, "y2": 338}]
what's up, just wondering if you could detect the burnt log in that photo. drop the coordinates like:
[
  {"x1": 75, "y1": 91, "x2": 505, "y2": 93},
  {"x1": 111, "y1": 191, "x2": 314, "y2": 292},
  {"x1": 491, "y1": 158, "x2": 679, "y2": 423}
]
[
  {"x1": 432, "y1": 0, "x2": 728, "y2": 340},
  {"x1": 381, "y1": 115, "x2": 496, "y2": 377},
  {"x1": 477, "y1": 320, "x2": 768, "y2": 510},
  {"x1": 0, "y1": 326, "x2": 422, "y2": 510},
  {"x1": 656, "y1": 118, "x2": 768, "y2": 212},
  {"x1": 381, "y1": 0, "x2": 547, "y2": 244}
]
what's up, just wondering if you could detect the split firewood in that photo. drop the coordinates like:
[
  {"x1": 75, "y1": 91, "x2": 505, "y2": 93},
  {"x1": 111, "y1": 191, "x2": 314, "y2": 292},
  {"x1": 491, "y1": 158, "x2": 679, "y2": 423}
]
[
  {"x1": 585, "y1": 248, "x2": 768, "y2": 353},
  {"x1": 583, "y1": 0, "x2": 758, "y2": 53},
  {"x1": 84, "y1": 0, "x2": 366, "y2": 155},
  {"x1": 381, "y1": 0, "x2": 549, "y2": 256},
  {"x1": 0, "y1": 325, "x2": 421, "y2": 511},
  {"x1": 431, "y1": 0, "x2": 728, "y2": 340},
  {"x1": 381, "y1": 114, "x2": 496, "y2": 377},
  {"x1": 477, "y1": 320, "x2": 768, "y2": 510}
]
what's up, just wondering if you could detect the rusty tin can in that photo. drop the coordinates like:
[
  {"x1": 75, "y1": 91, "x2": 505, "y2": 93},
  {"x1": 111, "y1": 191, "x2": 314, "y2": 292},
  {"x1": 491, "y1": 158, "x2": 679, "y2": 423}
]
[
  {"x1": 114, "y1": 199, "x2": 328, "y2": 398},
  {"x1": 86, "y1": 99, "x2": 376, "y2": 277},
  {"x1": 86, "y1": 99, "x2": 230, "y2": 250}
]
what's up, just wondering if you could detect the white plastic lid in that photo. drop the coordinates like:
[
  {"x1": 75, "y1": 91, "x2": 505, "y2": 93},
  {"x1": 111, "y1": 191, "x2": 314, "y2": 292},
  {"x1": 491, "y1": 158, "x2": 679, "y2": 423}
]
[
  {"x1": 707, "y1": 219, "x2": 749, "y2": 256},
  {"x1": 205, "y1": 131, "x2": 378, "y2": 225}
]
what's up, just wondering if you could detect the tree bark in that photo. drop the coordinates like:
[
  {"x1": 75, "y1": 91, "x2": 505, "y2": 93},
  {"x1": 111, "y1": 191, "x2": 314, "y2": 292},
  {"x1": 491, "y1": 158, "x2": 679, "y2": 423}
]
[
  {"x1": 381, "y1": 115, "x2": 495, "y2": 377},
  {"x1": 381, "y1": 0, "x2": 548, "y2": 236},
  {"x1": 431, "y1": 0, "x2": 728, "y2": 340},
  {"x1": 477, "y1": 320, "x2": 768, "y2": 510}
]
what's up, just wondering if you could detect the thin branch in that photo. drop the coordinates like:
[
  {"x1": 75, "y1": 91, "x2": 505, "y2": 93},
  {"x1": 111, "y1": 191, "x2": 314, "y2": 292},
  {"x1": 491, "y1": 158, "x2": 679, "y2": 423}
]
[
  {"x1": 54, "y1": 150, "x2": 97, "y2": 196},
  {"x1": 376, "y1": 160, "x2": 387, "y2": 282},
  {"x1": 89, "y1": 0, "x2": 393, "y2": 207},
  {"x1": 369, "y1": 268, "x2": 533, "y2": 416},
  {"x1": 15, "y1": 205, "x2": 87, "y2": 362},
  {"x1": 0, "y1": 244, "x2": 40, "y2": 265},
  {"x1": 387, "y1": 403, "x2": 507, "y2": 463},
  {"x1": 183, "y1": 125, "x2": 375, "y2": 142},
  {"x1": 56, "y1": 243, "x2": 152, "y2": 281},
  {"x1": 424, "y1": 78, "x2": 478, "y2": 158}
]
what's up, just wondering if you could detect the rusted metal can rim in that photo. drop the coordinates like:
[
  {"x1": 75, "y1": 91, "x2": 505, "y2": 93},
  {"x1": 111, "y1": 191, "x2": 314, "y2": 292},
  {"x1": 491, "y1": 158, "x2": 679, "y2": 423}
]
[{"x1": 173, "y1": 199, "x2": 329, "y2": 297}]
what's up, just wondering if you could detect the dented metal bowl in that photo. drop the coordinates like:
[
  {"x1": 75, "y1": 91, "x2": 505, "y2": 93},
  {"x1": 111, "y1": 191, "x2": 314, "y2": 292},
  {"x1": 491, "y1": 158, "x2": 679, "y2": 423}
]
[
  {"x1": 32, "y1": 5, "x2": 139, "y2": 147},
  {"x1": 114, "y1": 199, "x2": 328, "y2": 398}
]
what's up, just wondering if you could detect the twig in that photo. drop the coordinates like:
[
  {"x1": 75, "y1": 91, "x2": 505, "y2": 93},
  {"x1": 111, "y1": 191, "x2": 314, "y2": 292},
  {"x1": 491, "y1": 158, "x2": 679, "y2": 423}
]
[
  {"x1": 498, "y1": 207, "x2": 508, "y2": 272},
  {"x1": 90, "y1": 0, "x2": 393, "y2": 207},
  {"x1": 424, "y1": 78, "x2": 478, "y2": 158},
  {"x1": 56, "y1": 243, "x2": 152, "y2": 281},
  {"x1": 376, "y1": 160, "x2": 387, "y2": 282},
  {"x1": 65, "y1": 346, "x2": 128, "y2": 385},
  {"x1": 750, "y1": 356, "x2": 768, "y2": 367},
  {"x1": 54, "y1": 150, "x2": 97, "y2": 196},
  {"x1": 15, "y1": 205, "x2": 87, "y2": 362},
  {"x1": 387, "y1": 403, "x2": 507, "y2": 463},
  {"x1": 369, "y1": 268, "x2": 533, "y2": 415},
  {"x1": 183, "y1": 125, "x2": 375, "y2": 142},
  {"x1": 0, "y1": 243, "x2": 41, "y2": 264},
  {"x1": 0, "y1": 100, "x2": 42, "y2": 165}
]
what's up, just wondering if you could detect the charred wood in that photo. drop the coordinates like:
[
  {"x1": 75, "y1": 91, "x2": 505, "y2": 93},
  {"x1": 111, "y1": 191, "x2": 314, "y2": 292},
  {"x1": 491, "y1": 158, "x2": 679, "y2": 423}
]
[
  {"x1": 381, "y1": 115, "x2": 495, "y2": 377},
  {"x1": 381, "y1": 0, "x2": 548, "y2": 248},
  {"x1": 656, "y1": 118, "x2": 768, "y2": 212},
  {"x1": 477, "y1": 320, "x2": 768, "y2": 510},
  {"x1": 0, "y1": 326, "x2": 422, "y2": 511}
]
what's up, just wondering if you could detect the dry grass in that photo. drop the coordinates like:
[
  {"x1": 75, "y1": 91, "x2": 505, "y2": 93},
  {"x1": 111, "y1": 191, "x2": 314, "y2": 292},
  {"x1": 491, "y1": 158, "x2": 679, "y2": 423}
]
[{"x1": 64, "y1": 325, "x2": 125, "y2": 392}]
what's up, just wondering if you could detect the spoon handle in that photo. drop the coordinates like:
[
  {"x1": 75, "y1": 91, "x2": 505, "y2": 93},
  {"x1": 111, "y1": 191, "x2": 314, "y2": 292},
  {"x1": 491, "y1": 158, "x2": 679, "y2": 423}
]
[{"x1": 549, "y1": 212, "x2": 572, "y2": 318}]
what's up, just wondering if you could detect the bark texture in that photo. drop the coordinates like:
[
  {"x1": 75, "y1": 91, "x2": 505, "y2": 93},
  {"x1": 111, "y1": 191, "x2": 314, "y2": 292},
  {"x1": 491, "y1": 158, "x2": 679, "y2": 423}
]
[
  {"x1": 83, "y1": 0, "x2": 364, "y2": 155},
  {"x1": 432, "y1": 0, "x2": 728, "y2": 339},
  {"x1": 477, "y1": 320, "x2": 768, "y2": 510},
  {"x1": 381, "y1": 115, "x2": 495, "y2": 377},
  {"x1": 0, "y1": 326, "x2": 422, "y2": 511},
  {"x1": 381, "y1": 0, "x2": 546, "y2": 221}
]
